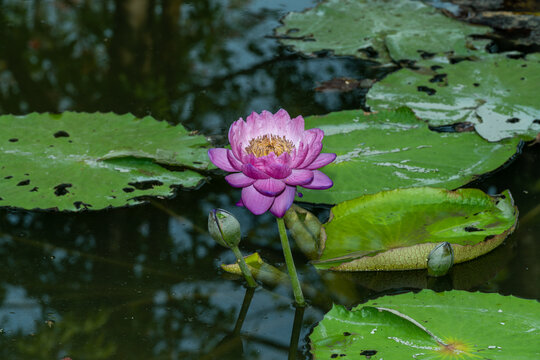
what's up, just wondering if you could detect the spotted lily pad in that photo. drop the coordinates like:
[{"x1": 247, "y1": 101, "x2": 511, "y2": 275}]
[
  {"x1": 315, "y1": 188, "x2": 517, "y2": 271},
  {"x1": 311, "y1": 290, "x2": 540, "y2": 359},
  {"x1": 275, "y1": 0, "x2": 490, "y2": 64},
  {"x1": 367, "y1": 53, "x2": 540, "y2": 142},
  {"x1": 302, "y1": 107, "x2": 521, "y2": 204},
  {"x1": 0, "y1": 112, "x2": 210, "y2": 211}
]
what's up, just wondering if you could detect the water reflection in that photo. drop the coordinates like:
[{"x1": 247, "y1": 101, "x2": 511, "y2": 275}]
[{"x1": 0, "y1": 0, "x2": 539, "y2": 359}]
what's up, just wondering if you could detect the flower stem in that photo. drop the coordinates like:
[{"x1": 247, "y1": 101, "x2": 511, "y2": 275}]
[
  {"x1": 231, "y1": 245, "x2": 257, "y2": 288},
  {"x1": 276, "y1": 217, "x2": 306, "y2": 306}
]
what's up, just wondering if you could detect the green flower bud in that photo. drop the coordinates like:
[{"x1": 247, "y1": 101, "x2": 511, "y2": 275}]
[
  {"x1": 427, "y1": 242, "x2": 454, "y2": 277},
  {"x1": 208, "y1": 209, "x2": 241, "y2": 248}
]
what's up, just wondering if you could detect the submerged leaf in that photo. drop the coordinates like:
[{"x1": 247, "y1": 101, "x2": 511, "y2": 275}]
[
  {"x1": 316, "y1": 188, "x2": 517, "y2": 271},
  {"x1": 302, "y1": 107, "x2": 521, "y2": 204},
  {"x1": 311, "y1": 290, "x2": 540, "y2": 359},
  {"x1": 0, "y1": 112, "x2": 210, "y2": 211}
]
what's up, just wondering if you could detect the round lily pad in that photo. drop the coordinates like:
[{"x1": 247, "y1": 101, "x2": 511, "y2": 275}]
[
  {"x1": 275, "y1": 0, "x2": 490, "y2": 64},
  {"x1": 315, "y1": 187, "x2": 517, "y2": 271},
  {"x1": 0, "y1": 112, "x2": 210, "y2": 211},
  {"x1": 367, "y1": 53, "x2": 540, "y2": 142},
  {"x1": 311, "y1": 290, "x2": 540, "y2": 360},
  {"x1": 302, "y1": 107, "x2": 521, "y2": 204}
]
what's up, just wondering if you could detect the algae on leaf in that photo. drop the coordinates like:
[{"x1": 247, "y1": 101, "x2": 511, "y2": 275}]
[
  {"x1": 316, "y1": 187, "x2": 517, "y2": 271},
  {"x1": 311, "y1": 290, "x2": 540, "y2": 360},
  {"x1": 0, "y1": 112, "x2": 210, "y2": 211},
  {"x1": 301, "y1": 107, "x2": 520, "y2": 204},
  {"x1": 367, "y1": 53, "x2": 540, "y2": 142},
  {"x1": 275, "y1": 0, "x2": 490, "y2": 64}
]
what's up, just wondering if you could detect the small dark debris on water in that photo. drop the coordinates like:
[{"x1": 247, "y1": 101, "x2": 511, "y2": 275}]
[
  {"x1": 30, "y1": 187, "x2": 38, "y2": 192},
  {"x1": 8, "y1": 138, "x2": 18, "y2": 142},
  {"x1": 315, "y1": 77, "x2": 375, "y2": 92},
  {"x1": 128, "y1": 180, "x2": 163, "y2": 190},
  {"x1": 343, "y1": 332, "x2": 352, "y2": 336},
  {"x1": 74, "y1": 201, "x2": 92, "y2": 210},
  {"x1": 417, "y1": 86, "x2": 436, "y2": 95},
  {"x1": 358, "y1": 46, "x2": 378, "y2": 58},
  {"x1": 54, "y1": 183, "x2": 72, "y2": 196},
  {"x1": 506, "y1": 117, "x2": 520, "y2": 123},
  {"x1": 464, "y1": 226, "x2": 484, "y2": 232},
  {"x1": 430, "y1": 122, "x2": 475, "y2": 133},
  {"x1": 4, "y1": 176, "x2": 13, "y2": 179},
  {"x1": 17, "y1": 179, "x2": 30, "y2": 186},
  {"x1": 123, "y1": 187, "x2": 135, "y2": 193},
  {"x1": 429, "y1": 73, "x2": 447, "y2": 83},
  {"x1": 54, "y1": 130, "x2": 70, "y2": 138},
  {"x1": 360, "y1": 349, "x2": 378, "y2": 357},
  {"x1": 473, "y1": 82, "x2": 480, "y2": 87}
]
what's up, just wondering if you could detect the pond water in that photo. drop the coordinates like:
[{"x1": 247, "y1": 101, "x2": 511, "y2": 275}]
[{"x1": 0, "y1": 0, "x2": 539, "y2": 359}]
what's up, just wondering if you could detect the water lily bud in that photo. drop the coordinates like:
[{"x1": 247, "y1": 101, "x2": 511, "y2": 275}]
[
  {"x1": 427, "y1": 242, "x2": 454, "y2": 277},
  {"x1": 208, "y1": 209, "x2": 241, "y2": 248}
]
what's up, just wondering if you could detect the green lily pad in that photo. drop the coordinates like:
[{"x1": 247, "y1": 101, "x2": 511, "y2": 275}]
[
  {"x1": 0, "y1": 112, "x2": 210, "y2": 211},
  {"x1": 275, "y1": 0, "x2": 490, "y2": 64},
  {"x1": 311, "y1": 290, "x2": 540, "y2": 360},
  {"x1": 302, "y1": 107, "x2": 521, "y2": 204},
  {"x1": 316, "y1": 187, "x2": 517, "y2": 271},
  {"x1": 367, "y1": 53, "x2": 540, "y2": 142}
]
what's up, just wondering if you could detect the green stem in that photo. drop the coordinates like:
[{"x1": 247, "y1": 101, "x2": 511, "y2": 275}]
[
  {"x1": 231, "y1": 246, "x2": 257, "y2": 288},
  {"x1": 277, "y1": 217, "x2": 306, "y2": 306}
]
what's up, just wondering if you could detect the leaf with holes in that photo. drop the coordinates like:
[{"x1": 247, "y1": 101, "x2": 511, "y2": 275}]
[
  {"x1": 315, "y1": 187, "x2": 517, "y2": 271},
  {"x1": 0, "y1": 112, "x2": 210, "y2": 211},
  {"x1": 275, "y1": 0, "x2": 490, "y2": 64},
  {"x1": 367, "y1": 53, "x2": 540, "y2": 142},
  {"x1": 311, "y1": 290, "x2": 540, "y2": 359},
  {"x1": 301, "y1": 107, "x2": 520, "y2": 204}
]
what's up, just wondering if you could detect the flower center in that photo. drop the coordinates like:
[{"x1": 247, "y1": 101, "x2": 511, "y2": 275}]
[{"x1": 244, "y1": 134, "x2": 295, "y2": 157}]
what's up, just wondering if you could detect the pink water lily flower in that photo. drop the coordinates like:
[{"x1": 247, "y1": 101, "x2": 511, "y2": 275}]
[{"x1": 208, "y1": 109, "x2": 336, "y2": 217}]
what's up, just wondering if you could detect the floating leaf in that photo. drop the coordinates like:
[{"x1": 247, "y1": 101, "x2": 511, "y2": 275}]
[
  {"x1": 367, "y1": 53, "x2": 540, "y2": 142},
  {"x1": 302, "y1": 107, "x2": 521, "y2": 204},
  {"x1": 311, "y1": 290, "x2": 540, "y2": 360},
  {"x1": 275, "y1": 0, "x2": 490, "y2": 64},
  {"x1": 0, "y1": 112, "x2": 210, "y2": 211},
  {"x1": 316, "y1": 188, "x2": 517, "y2": 271}
]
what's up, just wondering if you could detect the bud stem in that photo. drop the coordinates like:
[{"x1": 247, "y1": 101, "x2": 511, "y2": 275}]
[
  {"x1": 276, "y1": 217, "x2": 306, "y2": 306},
  {"x1": 231, "y1": 245, "x2": 258, "y2": 288}
]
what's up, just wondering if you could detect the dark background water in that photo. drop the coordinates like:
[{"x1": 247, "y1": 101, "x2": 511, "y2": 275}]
[{"x1": 0, "y1": 0, "x2": 538, "y2": 359}]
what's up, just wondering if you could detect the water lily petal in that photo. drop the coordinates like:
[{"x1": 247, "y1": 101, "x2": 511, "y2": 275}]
[
  {"x1": 254, "y1": 178, "x2": 286, "y2": 196},
  {"x1": 269, "y1": 185, "x2": 296, "y2": 218},
  {"x1": 241, "y1": 185, "x2": 274, "y2": 215},
  {"x1": 227, "y1": 150, "x2": 243, "y2": 171},
  {"x1": 242, "y1": 163, "x2": 270, "y2": 179},
  {"x1": 299, "y1": 129, "x2": 324, "y2": 168},
  {"x1": 225, "y1": 173, "x2": 256, "y2": 188},
  {"x1": 301, "y1": 170, "x2": 333, "y2": 190},
  {"x1": 305, "y1": 153, "x2": 337, "y2": 170},
  {"x1": 285, "y1": 169, "x2": 314, "y2": 185},
  {"x1": 264, "y1": 162, "x2": 292, "y2": 179},
  {"x1": 291, "y1": 141, "x2": 309, "y2": 168},
  {"x1": 208, "y1": 148, "x2": 237, "y2": 172}
]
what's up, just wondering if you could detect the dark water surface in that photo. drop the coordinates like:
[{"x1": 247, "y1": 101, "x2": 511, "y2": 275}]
[{"x1": 0, "y1": 1, "x2": 538, "y2": 359}]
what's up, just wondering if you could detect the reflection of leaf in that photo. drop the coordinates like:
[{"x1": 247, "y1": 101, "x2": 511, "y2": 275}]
[
  {"x1": 316, "y1": 188, "x2": 517, "y2": 271},
  {"x1": 302, "y1": 107, "x2": 521, "y2": 204},
  {"x1": 311, "y1": 290, "x2": 540, "y2": 360},
  {"x1": 275, "y1": 0, "x2": 490, "y2": 64},
  {"x1": 368, "y1": 53, "x2": 540, "y2": 142},
  {"x1": 0, "y1": 112, "x2": 210, "y2": 211}
]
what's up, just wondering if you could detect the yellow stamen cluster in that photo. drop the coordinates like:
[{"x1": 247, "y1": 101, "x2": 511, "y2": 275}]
[{"x1": 245, "y1": 134, "x2": 295, "y2": 157}]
